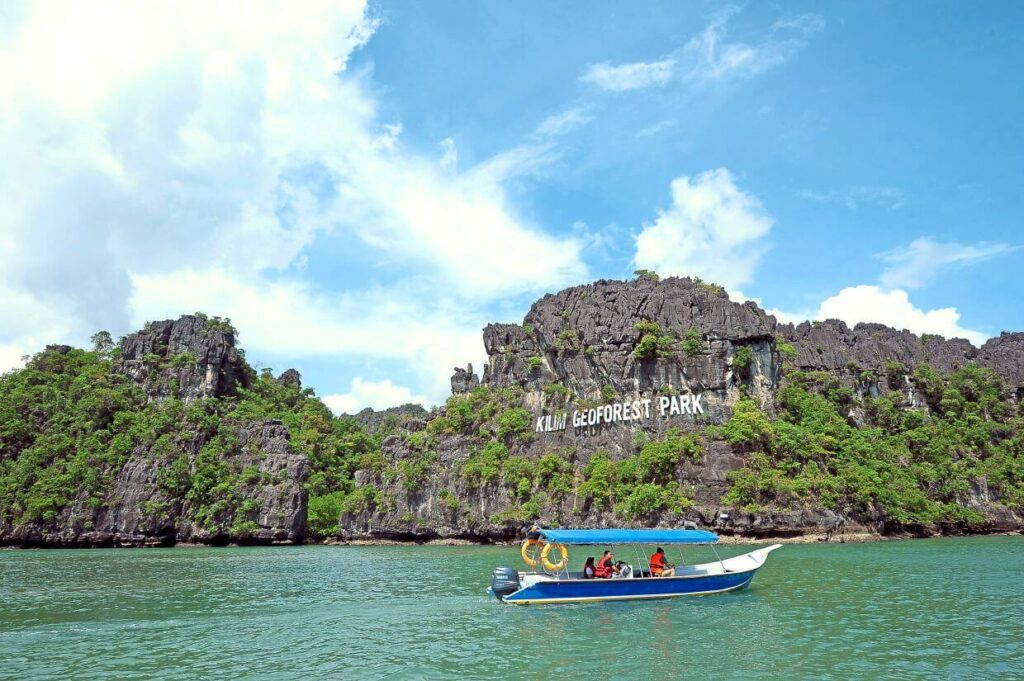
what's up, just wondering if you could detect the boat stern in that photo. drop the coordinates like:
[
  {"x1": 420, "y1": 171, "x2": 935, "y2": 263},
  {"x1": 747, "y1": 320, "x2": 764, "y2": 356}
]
[{"x1": 490, "y1": 566, "x2": 521, "y2": 601}]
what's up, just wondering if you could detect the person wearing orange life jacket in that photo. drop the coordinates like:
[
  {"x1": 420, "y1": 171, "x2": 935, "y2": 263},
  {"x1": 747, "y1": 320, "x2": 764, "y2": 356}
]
[
  {"x1": 650, "y1": 547, "x2": 676, "y2": 577},
  {"x1": 582, "y1": 557, "x2": 596, "y2": 579},
  {"x1": 594, "y1": 550, "x2": 620, "y2": 579}
]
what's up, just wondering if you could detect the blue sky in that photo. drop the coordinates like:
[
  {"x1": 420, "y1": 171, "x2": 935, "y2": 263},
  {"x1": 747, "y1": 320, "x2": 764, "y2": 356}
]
[{"x1": 1, "y1": 1, "x2": 1021, "y2": 411}]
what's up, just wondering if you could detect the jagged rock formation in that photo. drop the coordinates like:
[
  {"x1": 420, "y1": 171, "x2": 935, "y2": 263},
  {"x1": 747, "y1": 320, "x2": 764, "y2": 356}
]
[
  {"x1": 451, "y1": 364, "x2": 480, "y2": 394},
  {"x1": 340, "y1": 277, "x2": 1024, "y2": 543},
  {"x1": 115, "y1": 314, "x2": 252, "y2": 403},
  {"x1": 346, "y1": 403, "x2": 429, "y2": 436},
  {"x1": 483, "y1": 277, "x2": 780, "y2": 421},
  {"x1": 0, "y1": 315, "x2": 307, "y2": 548},
  {"x1": 3, "y1": 277, "x2": 1023, "y2": 548},
  {"x1": 979, "y1": 333, "x2": 1024, "y2": 398}
]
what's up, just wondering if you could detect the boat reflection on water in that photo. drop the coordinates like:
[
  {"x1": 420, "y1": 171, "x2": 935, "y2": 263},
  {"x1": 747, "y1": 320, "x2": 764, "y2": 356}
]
[{"x1": 488, "y1": 527, "x2": 781, "y2": 605}]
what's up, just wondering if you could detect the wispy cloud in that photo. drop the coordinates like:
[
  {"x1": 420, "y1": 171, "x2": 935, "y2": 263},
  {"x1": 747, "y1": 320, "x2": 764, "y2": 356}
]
[
  {"x1": 878, "y1": 237, "x2": 1019, "y2": 290},
  {"x1": 439, "y1": 137, "x2": 458, "y2": 173},
  {"x1": 0, "y1": 1, "x2": 591, "y2": 405},
  {"x1": 580, "y1": 58, "x2": 674, "y2": 92},
  {"x1": 582, "y1": 9, "x2": 824, "y2": 92},
  {"x1": 536, "y1": 107, "x2": 593, "y2": 136},
  {"x1": 772, "y1": 14, "x2": 826, "y2": 33},
  {"x1": 636, "y1": 120, "x2": 676, "y2": 137},
  {"x1": 798, "y1": 186, "x2": 906, "y2": 210}
]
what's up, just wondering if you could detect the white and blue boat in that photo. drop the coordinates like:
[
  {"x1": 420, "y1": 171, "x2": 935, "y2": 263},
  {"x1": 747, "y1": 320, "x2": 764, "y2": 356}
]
[{"x1": 489, "y1": 528, "x2": 781, "y2": 605}]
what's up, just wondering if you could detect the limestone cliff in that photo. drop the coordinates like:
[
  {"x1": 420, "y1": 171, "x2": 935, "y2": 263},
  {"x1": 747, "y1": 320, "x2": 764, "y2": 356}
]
[
  {"x1": 340, "y1": 277, "x2": 1024, "y2": 542},
  {"x1": 3, "y1": 278, "x2": 1023, "y2": 548},
  {"x1": 0, "y1": 315, "x2": 307, "y2": 547}
]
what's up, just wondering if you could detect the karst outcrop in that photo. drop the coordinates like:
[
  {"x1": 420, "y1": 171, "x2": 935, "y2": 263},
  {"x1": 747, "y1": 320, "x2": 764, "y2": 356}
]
[{"x1": 2, "y1": 277, "x2": 1023, "y2": 548}]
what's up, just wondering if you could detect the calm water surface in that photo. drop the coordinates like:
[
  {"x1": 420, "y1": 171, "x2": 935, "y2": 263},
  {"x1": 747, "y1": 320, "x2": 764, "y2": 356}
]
[{"x1": 1, "y1": 536, "x2": 1022, "y2": 679}]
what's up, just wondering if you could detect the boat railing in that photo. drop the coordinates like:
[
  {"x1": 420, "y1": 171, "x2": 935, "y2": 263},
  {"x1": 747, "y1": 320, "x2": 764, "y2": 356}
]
[{"x1": 532, "y1": 541, "x2": 742, "y2": 581}]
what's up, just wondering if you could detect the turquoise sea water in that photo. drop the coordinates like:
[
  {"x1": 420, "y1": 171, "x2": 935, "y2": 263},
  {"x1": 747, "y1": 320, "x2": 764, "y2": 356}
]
[{"x1": 2, "y1": 536, "x2": 1022, "y2": 680}]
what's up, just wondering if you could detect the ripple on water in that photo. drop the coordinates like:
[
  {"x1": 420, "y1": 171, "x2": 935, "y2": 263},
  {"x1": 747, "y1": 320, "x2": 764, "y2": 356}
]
[{"x1": 1, "y1": 538, "x2": 1023, "y2": 680}]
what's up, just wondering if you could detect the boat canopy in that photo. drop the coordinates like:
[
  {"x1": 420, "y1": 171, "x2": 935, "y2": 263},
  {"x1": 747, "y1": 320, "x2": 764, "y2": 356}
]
[{"x1": 537, "y1": 528, "x2": 719, "y2": 545}]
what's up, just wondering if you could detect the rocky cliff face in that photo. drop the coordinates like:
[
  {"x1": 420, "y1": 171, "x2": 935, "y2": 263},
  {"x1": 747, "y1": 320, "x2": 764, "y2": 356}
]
[
  {"x1": 115, "y1": 315, "x2": 252, "y2": 403},
  {"x1": 339, "y1": 277, "x2": 1024, "y2": 543},
  {"x1": 483, "y1": 277, "x2": 781, "y2": 422},
  {"x1": 0, "y1": 316, "x2": 307, "y2": 548},
  {"x1": 4, "y1": 278, "x2": 1023, "y2": 548},
  {"x1": 346, "y1": 403, "x2": 429, "y2": 436}
]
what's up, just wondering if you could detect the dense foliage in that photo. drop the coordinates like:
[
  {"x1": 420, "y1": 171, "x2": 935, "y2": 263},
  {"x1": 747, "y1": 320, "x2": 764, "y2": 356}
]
[
  {"x1": 4, "y1": 331, "x2": 1022, "y2": 541},
  {"x1": 633, "y1": 321, "x2": 676, "y2": 359},
  {"x1": 716, "y1": 364, "x2": 1024, "y2": 528},
  {"x1": 0, "y1": 345, "x2": 380, "y2": 539}
]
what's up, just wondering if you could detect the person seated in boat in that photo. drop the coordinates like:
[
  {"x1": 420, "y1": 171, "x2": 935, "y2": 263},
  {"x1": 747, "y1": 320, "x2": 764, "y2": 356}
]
[
  {"x1": 582, "y1": 557, "x2": 596, "y2": 579},
  {"x1": 594, "y1": 550, "x2": 620, "y2": 578},
  {"x1": 650, "y1": 547, "x2": 676, "y2": 577}
]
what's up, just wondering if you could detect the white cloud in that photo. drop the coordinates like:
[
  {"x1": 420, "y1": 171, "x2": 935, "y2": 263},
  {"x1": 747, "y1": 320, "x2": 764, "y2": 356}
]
[
  {"x1": 536, "y1": 108, "x2": 592, "y2": 136},
  {"x1": 798, "y1": 186, "x2": 905, "y2": 210},
  {"x1": 636, "y1": 120, "x2": 676, "y2": 137},
  {"x1": 773, "y1": 14, "x2": 827, "y2": 33},
  {"x1": 878, "y1": 237, "x2": 1017, "y2": 290},
  {"x1": 580, "y1": 58, "x2": 675, "y2": 91},
  {"x1": 439, "y1": 137, "x2": 458, "y2": 173},
  {"x1": 769, "y1": 286, "x2": 987, "y2": 346},
  {"x1": 129, "y1": 268, "x2": 484, "y2": 403},
  {"x1": 322, "y1": 378, "x2": 429, "y2": 415},
  {"x1": 816, "y1": 286, "x2": 986, "y2": 345},
  {"x1": 634, "y1": 168, "x2": 773, "y2": 290},
  {"x1": 680, "y1": 14, "x2": 784, "y2": 83},
  {"x1": 0, "y1": 1, "x2": 588, "y2": 404},
  {"x1": 764, "y1": 306, "x2": 814, "y2": 326},
  {"x1": 582, "y1": 11, "x2": 823, "y2": 93}
]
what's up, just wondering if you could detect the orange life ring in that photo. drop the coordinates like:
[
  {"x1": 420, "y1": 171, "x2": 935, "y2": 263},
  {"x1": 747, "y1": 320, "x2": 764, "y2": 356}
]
[
  {"x1": 541, "y1": 542, "x2": 569, "y2": 571},
  {"x1": 520, "y1": 538, "x2": 543, "y2": 566}
]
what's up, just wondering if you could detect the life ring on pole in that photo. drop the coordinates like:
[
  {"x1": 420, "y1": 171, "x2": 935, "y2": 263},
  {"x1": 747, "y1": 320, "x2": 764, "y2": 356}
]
[
  {"x1": 521, "y1": 538, "x2": 543, "y2": 567},
  {"x1": 541, "y1": 542, "x2": 569, "y2": 571}
]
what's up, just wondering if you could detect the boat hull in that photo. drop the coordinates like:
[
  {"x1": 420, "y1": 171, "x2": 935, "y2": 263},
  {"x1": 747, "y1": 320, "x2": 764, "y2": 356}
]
[{"x1": 501, "y1": 569, "x2": 757, "y2": 605}]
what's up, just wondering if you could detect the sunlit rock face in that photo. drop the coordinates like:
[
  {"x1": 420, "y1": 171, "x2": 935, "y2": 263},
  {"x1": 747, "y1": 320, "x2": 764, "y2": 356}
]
[
  {"x1": 340, "y1": 276, "x2": 1024, "y2": 543},
  {"x1": 115, "y1": 315, "x2": 252, "y2": 403},
  {"x1": 482, "y1": 277, "x2": 781, "y2": 425}
]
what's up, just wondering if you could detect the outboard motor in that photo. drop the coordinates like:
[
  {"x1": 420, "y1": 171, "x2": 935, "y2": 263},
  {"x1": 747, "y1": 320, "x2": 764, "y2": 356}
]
[{"x1": 490, "y1": 566, "x2": 521, "y2": 599}]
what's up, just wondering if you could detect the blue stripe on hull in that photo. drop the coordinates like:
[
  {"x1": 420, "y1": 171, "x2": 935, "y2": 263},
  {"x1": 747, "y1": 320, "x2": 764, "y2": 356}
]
[{"x1": 503, "y1": 570, "x2": 756, "y2": 604}]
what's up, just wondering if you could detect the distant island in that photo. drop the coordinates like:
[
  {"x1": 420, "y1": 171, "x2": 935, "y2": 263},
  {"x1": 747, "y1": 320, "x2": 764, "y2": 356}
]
[{"x1": 2, "y1": 275, "x2": 1022, "y2": 547}]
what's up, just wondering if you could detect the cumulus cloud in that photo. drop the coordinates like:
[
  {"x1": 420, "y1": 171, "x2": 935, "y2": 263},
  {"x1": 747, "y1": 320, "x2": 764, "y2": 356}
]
[
  {"x1": 322, "y1": 378, "x2": 430, "y2": 415},
  {"x1": 767, "y1": 287, "x2": 988, "y2": 346},
  {"x1": 0, "y1": 1, "x2": 588, "y2": 407},
  {"x1": 580, "y1": 58, "x2": 675, "y2": 91},
  {"x1": 815, "y1": 286, "x2": 986, "y2": 345},
  {"x1": 129, "y1": 268, "x2": 484, "y2": 403},
  {"x1": 634, "y1": 168, "x2": 773, "y2": 290},
  {"x1": 878, "y1": 237, "x2": 1017, "y2": 290}
]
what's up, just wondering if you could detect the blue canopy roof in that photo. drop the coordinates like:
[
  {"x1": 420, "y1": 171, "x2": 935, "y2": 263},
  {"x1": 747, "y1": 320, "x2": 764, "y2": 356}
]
[{"x1": 537, "y1": 528, "x2": 719, "y2": 545}]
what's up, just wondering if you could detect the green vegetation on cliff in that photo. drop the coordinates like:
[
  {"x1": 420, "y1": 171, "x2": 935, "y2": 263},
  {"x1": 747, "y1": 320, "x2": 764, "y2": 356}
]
[
  {"x1": 717, "y1": 364, "x2": 1024, "y2": 527},
  {"x1": 0, "y1": 343, "x2": 379, "y2": 540}
]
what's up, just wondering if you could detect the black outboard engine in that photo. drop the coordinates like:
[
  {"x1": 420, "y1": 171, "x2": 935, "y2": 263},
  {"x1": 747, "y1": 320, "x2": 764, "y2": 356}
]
[{"x1": 491, "y1": 566, "x2": 521, "y2": 599}]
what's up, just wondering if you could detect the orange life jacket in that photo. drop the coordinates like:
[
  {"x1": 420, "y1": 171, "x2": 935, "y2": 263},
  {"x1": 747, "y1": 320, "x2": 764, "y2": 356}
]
[
  {"x1": 595, "y1": 554, "x2": 613, "y2": 578},
  {"x1": 650, "y1": 552, "x2": 666, "y2": 575}
]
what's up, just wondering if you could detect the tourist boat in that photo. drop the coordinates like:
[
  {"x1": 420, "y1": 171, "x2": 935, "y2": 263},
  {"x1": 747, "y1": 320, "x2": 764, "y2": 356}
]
[{"x1": 488, "y1": 528, "x2": 781, "y2": 605}]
